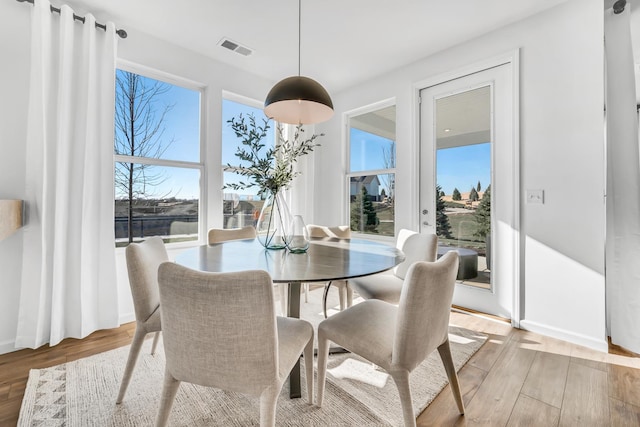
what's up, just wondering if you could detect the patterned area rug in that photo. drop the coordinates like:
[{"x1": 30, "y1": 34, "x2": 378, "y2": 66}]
[{"x1": 19, "y1": 288, "x2": 487, "y2": 426}]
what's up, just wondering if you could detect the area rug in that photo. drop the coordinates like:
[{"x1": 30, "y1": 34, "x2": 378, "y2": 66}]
[{"x1": 19, "y1": 289, "x2": 487, "y2": 426}]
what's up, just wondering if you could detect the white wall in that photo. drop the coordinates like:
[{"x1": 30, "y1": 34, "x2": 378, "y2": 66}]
[
  {"x1": 315, "y1": 0, "x2": 607, "y2": 350},
  {"x1": 0, "y1": 1, "x2": 31, "y2": 354},
  {"x1": 0, "y1": 2, "x2": 274, "y2": 352}
]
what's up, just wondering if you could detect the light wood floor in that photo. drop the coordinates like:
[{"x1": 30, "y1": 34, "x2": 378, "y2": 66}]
[{"x1": 1, "y1": 312, "x2": 639, "y2": 426}]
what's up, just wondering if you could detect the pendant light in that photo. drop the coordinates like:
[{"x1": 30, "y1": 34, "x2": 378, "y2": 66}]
[{"x1": 264, "y1": 0, "x2": 334, "y2": 124}]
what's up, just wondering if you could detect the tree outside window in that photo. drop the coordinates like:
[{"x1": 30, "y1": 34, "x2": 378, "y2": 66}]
[{"x1": 113, "y1": 69, "x2": 202, "y2": 246}]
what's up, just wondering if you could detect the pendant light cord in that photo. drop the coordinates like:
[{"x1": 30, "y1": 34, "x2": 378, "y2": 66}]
[{"x1": 298, "y1": 0, "x2": 301, "y2": 76}]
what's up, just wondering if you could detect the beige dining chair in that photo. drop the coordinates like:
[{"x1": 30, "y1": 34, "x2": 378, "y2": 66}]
[
  {"x1": 208, "y1": 225, "x2": 287, "y2": 316},
  {"x1": 207, "y1": 225, "x2": 257, "y2": 244},
  {"x1": 306, "y1": 224, "x2": 353, "y2": 318},
  {"x1": 116, "y1": 236, "x2": 168, "y2": 404},
  {"x1": 317, "y1": 251, "x2": 463, "y2": 427},
  {"x1": 349, "y1": 229, "x2": 438, "y2": 304},
  {"x1": 155, "y1": 263, "x2": 315, "y2": 427}
]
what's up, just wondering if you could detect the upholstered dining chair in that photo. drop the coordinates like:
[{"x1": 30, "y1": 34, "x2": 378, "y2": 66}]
[
  {"x1": 208, "y1": 225, "x2": 286, "y2": 315},
  {"x1": 349, "y1": 229, "x2": 438, "y2": 304},
  {"x1": 116, "y1": 236, "x2": 168, "y2": 404},
  {"x1": 306, "y1": 224, "x2": 353, "y2": 318},
  {"x1": 155, "y1": 263, "x2": 315, "y2": 427},
  {"x1": 317, "y1": 251, "x2": 463, "y2": 427},
  {"x1": 207, "y1": 225, "x2": 256, "y2": 244}
]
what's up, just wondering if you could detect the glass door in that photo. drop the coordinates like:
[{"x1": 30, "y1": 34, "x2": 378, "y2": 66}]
[{"x1": 420, "y1": 64, "x2": 517, "y2": 320}]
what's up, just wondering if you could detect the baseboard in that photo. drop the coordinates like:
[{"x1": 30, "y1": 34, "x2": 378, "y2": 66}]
[
  {"x1": 519, "y1": 319, "x2": 608, "y2": 353},
  {"x1": 119, "y1": 312, "x2": 135, "y2": 325},
  {"x1": 0, "y1": 339, "x2": 19, "y2": 355}
]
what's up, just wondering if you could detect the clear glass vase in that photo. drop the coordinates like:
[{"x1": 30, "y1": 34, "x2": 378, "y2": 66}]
[
  {"x1": 286, "y1": 215, "x2": 310, "y2": 253},
  {"x1": 256, "y1": 190, "x2": 292, "y2": 250}
]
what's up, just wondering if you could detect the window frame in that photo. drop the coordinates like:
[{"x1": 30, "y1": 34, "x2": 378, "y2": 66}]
[
  {"x1": 113, "y1": 60, "x2": 206, "y2": 248},
  {"x1": 345, "y1": 98, "x2": 397, "y2": 240}
]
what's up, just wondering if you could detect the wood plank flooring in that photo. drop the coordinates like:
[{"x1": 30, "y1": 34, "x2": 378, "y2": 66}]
[{"x1": 1, "y1": 312, "x2": 639, "y2": 426}]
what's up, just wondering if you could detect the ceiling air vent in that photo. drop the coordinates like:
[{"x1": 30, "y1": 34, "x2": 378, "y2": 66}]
[{"x1": 218, "y1": 38, "x2": 253, "y2": 56}]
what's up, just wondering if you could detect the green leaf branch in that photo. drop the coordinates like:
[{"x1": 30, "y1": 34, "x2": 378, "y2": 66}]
[{"x1": 223, "y1": 114, "x2": 322, "y2": 196}]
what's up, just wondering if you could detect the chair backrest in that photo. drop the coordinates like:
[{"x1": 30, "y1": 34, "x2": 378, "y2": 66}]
[
  {"x1": 125, "y1": 236, "x2": 169, "y2": 323},
  {"x1": 307, "y1": 224, "x2": 351, "y2": 239},
  {"x1": 208, "y1": 225, "x2": 257, "y2": 244},
  {"x1": 392, "y1": 251, "x2": 459, "y2": 372},
  {"x1": 393, "y1": 229, "x2": 438, "y2": 279},
  {"x1": 158, "y1": 262, "x2": 278, "y2": 396}
]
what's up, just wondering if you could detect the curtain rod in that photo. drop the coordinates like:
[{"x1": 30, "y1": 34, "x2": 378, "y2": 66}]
[{"x1": 16, "y1": 0, "x2": 127, "y2": 38}]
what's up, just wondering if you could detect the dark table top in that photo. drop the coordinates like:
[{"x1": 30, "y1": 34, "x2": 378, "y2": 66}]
[{"x1": 175, "y1": 237, "x2": 405, "y2": 283}]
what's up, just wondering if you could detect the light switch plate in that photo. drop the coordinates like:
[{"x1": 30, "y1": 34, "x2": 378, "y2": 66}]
[{"x1": 526, "y1": 189, "x2": 544, "y2": 204}]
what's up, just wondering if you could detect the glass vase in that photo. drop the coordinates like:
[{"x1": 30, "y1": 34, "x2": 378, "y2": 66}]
[
  {"x1": 286, "y1": 215, "x2": 310, "y2": 253},
  {"x1": 256, "y1": 190, "x2": 292, "y2": 250}
]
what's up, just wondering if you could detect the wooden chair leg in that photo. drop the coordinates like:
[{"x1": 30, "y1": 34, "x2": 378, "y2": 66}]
[{"x1": 437, "y1": 339, "x2": 465, "y2": 414}]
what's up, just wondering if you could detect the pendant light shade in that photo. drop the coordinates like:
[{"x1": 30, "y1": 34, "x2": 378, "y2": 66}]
[
  {"x1": 264, "y1": 76, "x2": 334, "y2": 124},
  {"x1": 264, "y1": 0, "x2": 334, "y2": 124}
]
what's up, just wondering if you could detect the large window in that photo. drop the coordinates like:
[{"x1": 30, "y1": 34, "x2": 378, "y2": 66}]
[
  {"x1": 347, "y1": 104, "x2": 396, "y2": 237},
  {"x1": 221, "y1": 96, "x2": 275, "y2": 229},
  {"x1": 114, "y1": 68, "x2": 202, "y2": 247}
]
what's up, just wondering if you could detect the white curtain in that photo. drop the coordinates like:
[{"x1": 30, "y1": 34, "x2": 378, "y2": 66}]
[
  {"x1": 604, "y1": 6, "x2": 640, "y2": 354},
  {"x1": 15, "y1": 0, "x2": 119, "y2": 348}
]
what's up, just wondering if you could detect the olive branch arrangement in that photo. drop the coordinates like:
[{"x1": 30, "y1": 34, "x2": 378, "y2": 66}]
[{"x1": 223, "y1": 114, "x2": 322, "y2": 196}]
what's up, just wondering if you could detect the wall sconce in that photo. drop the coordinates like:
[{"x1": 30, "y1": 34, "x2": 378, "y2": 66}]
[{"x1": 0, "y1": 200, "x2": 24, "y2": 241}]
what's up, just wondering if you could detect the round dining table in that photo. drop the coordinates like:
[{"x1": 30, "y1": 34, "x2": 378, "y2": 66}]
[{"x1": 175, "y1": 236, "x2": 405, "y2": 398}]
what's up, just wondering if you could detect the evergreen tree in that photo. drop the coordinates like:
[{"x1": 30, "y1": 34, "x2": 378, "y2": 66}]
[
  {"x1": 350, "y1": 185, "x2": 379, "y2": 233},
  {"x1": 452, "y1": 188, "x2": 461, "y2": 201},
  {"x1": 470, "y1": 187, "x2": 479, "y2": 202},
  {"x1": 474, "y1": 185, "x2": 491, "y2": 238},
  {"x1": 436, "y1": 185, "x2": 453, "y2": 239},
  {"x1": 477, "y1": 181, "x2": 482, "y2": 192}
]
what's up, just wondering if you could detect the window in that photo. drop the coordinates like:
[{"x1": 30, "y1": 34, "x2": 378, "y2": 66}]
[
  {"x1": 347, "y1": 104, "x2": 396, "y2": 237},
  {"x1": 114, "y1": 68, "x2": 202, "y2": 247},
  {"x1": 221, "y1": 96, "x2": 275, "y2": 229}
]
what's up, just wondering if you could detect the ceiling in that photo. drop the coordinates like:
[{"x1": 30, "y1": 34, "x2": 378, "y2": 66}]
[{"x1": 60, "y1": 0, "x2": 571, "y2": 94}]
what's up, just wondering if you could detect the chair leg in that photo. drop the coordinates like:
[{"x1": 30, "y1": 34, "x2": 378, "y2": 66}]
[
  {"x1": 116, "y1": 326, "x2": 147, "y2": 404},
  {"x1": 390, "y1": 369, "x2": 416, "y2": 427},
  {"x1": 259, "y1": 385, "x2": 280, "y2": 427},
  {"x1": 322, "y1": 281, "x2": 333, "y2": 318},
  {"x1": 155, "y1": 370, "x2": 181, "y2": 427},
  {"x1": 279, "y1": 284, "x2": 288, "y2": 316},
  {"x1": 437, "y1": 339, "x2": 465, "y2": 414},
  {"x1": 345, "y1": 281, "x2": 353, "y2": 308},
  {"x1": 303, "y1": 332, "x2": 314, "y2": 404},
  {"x1": 151, "y1": 331, "x2": 161, "y2": 355},
  {"x1": 337, "y1": 281, "x2": 346, "y2": 311},
  {"x1": 316, "y1": 331, "x2": 331, "y2": 407}
]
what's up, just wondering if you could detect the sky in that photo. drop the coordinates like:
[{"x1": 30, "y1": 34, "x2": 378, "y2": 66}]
[
  {"x1": 436, "y1": 143, "x2": 491, "y2": 195},
  {"x1": 114, "y1": 70, "x2": 491, "y2": 201}
]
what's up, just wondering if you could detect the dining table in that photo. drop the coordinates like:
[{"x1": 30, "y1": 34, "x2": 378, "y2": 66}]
[{"x1": 174, "y1": 236, "x2": 405, "y2": 398}]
